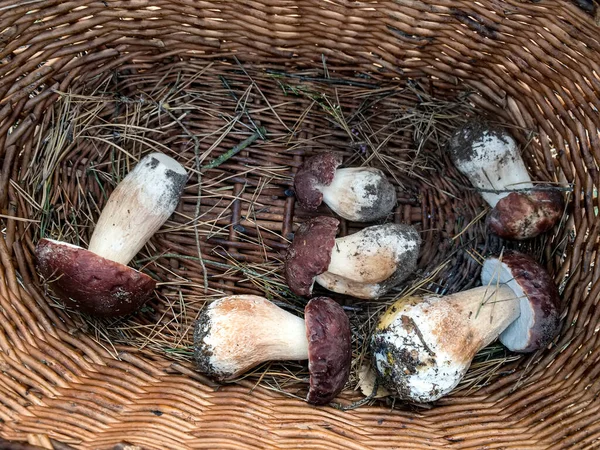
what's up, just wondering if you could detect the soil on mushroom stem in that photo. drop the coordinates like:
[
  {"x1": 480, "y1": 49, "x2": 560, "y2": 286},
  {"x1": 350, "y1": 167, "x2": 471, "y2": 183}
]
[{"x1": 21, "y1": 58, "x2": 568, "y2": 408}]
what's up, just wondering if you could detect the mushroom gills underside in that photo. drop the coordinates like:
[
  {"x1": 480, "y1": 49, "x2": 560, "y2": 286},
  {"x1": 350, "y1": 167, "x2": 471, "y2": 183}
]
[{"x1": 481, "y1": 259, "x2": 533, "y2": 351}]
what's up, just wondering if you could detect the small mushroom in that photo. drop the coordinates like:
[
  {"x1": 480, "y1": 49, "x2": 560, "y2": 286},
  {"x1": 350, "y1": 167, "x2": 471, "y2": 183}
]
[
  {"x1": 284, "y1": 216, "x2": 421, "y2": 299},
  {"x1": 370, "y1": 250, "x2": 560, "y2": 403},
  {"x1": 193, "y1": 295, "x2": 351, "y2": 405},
  {"x1": 293, "y1": 152, "x2": 397, "y2": 222},
  {"x1": 35, "y1": 153, "x2": 187, "y2": 317},
  {"x1": 448, "y1": 120, "x2": 564, "y2": 240}
]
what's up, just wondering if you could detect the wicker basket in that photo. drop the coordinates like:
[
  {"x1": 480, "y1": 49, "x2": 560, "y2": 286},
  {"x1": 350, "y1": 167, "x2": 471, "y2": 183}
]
[{"x1": 1, "y1": 1, "x2": 599, "y2": 449}]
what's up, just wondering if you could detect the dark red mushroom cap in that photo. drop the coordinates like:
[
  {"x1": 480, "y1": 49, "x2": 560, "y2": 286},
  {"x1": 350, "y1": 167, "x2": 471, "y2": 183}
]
[
  {"x1": 35, "y1": 238, "x2": 156, "y2": 317},
  {"x1": 284, "y1": 216, "x2": 339, "y2": 296},
  {"x1": 305, "y1": 297, "x2": 352, "y2": 405},
  {"x1": 487, "y1": 188, "x2": 565, "y2": 240},
  {"x1": 293, "y1": 152, "x2": 343, "y2": 210},
  {"x1": 481, "y1": 250, "x2": 560, "y2": 353}
]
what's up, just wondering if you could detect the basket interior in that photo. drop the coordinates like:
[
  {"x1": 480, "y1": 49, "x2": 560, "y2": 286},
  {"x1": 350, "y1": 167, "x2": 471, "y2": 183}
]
[{"x1": 1, "y1": 1, "x2": 600, "y2": 449}]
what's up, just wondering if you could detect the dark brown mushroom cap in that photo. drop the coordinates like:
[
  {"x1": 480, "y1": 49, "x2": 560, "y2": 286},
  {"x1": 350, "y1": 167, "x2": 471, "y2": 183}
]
[
  {"x1": 487, "y1": 188, "x2": 565, "y2": 240},
  {"x1": 481, "y1": 250, "x2": 560, "y2": 353},
  {"x1": 284, "y1": 216, "x2": 339, "y2": 296},
  {"x1": 293, "y1": 152, "x2": 343, "y2": 210},
  {"x1": 35, "y1": 239, "x2": 156, "y2": 317},
  {"x1": 305, "y1": 297, "x2": 352, "y2": 405}
]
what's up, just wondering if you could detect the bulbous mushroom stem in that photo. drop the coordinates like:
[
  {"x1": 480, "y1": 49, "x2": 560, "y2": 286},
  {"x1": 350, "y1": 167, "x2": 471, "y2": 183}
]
[
  {"x1": 88, "y1": 153, "x2": 187, "y2": 265},
  {"x1": 293, "y1": 152, "x2": 396, "y2": 222},
  {"x1": 448, "y1": 121, "x2": 533, "y2": 208},
  {"x1": 314, "y1": 223, "x2": 421, "y2": 299},
  {"x1": 194, "y1": 295, "x2": 309, "y2": 381},
  {"x1": 371, "y1": 284, "x2": 519, "y2": 403},
  {"x1": 320, "y1": 167, "x2": 397, "y2": 222}
]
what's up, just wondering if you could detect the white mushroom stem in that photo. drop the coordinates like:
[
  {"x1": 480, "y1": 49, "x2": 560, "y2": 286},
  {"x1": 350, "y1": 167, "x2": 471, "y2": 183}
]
[
  {"x1": 206, "y1": 303, "x2": 309, "y2": 376},
  {"x1": 324, "y1": 231, "x2": 398, "y2": 283},
  {"x1": 314, "y1": 224, "x2": 420, "y2": 299},
  {"x1": 314, "y1": 273, "x2": 382, "y2": 300},
  {"x1": 320, "y1": 168, "x2": 381, "y2": 209},
  {"x1": 318, "y1": 167, "x2": 396, "y2": 222},
  {"x1": 88, "y1": 153, "x2": 187, "y2": 265},
  {"x1": 453, "y1": 130, "x2": 533, "y2": 207},
  {"x1": 373, "y1": 284, "x2": 520, "y2": 402},
  {"x1": 196, "y1": 296, "x2": 309, "y2": 379}
]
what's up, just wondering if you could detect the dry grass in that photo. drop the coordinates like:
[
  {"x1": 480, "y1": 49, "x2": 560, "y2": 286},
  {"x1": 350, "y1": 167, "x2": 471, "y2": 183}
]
[{"x1": 22, "y1": 58, "x2": 540, "y2": 408}]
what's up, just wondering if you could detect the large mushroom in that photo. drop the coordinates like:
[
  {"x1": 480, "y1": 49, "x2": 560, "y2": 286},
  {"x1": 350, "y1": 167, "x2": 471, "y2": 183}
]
[
  {"x1": 370, "y1": 250, "x2": 560, "y2": 403},
  {"x1": 35, "y1": 153, "x2": 187, "y2": 317},
  {"x1": 448, "y1": 120, "x2": 564, "y2": 240},
  {"x1": 284, "y1": 216, "x2": 421, "y2": 299},
  {"x1": 193, "y1": 295, "x2": 351, "y2": 406},
  {"x1": 293, "y1": 151, "x2": 397, "y2": 222}
]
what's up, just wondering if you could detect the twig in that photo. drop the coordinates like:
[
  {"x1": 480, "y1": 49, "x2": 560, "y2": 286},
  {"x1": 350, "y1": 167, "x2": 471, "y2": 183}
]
[
  {"x1": 219, "y1": 75, "x2": 265, "y2": 139},
  {"x1": 402, "y1": 315, "x2": 436, "y2": 356},
  {"x1": 476, "y1": 185, "x2": 574, "y2": 194},
  {"x1": 330, "y1": 378, "x2": 381, "y2": 411},
  {"x1": 201, "y1": 127, "x2": 267, "y2": 170},
  {"x1": 266, "y1": 69, "x2": 378, "y2": 89}
]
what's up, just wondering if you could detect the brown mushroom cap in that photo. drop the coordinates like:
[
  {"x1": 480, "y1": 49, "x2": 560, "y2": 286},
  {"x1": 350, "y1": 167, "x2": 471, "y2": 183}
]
[
  {"x1": 305, "y1": 297, "x2": 352, "y2": 405},
  {"x1": 293, "y1": 152, "x2": 343, "y2": 210},
  {"x1": 35, "y1": 238, "x2": 156, "y2": 317},
  {"x1": 487, "y1": 188, "x2": 565, "y2": 240},
  {"x1": 284, "y1": 216, "x2": 340, "y2": 296},
  {"x1": 481, "y1": 250, "x2": 560, "y2": 352}
]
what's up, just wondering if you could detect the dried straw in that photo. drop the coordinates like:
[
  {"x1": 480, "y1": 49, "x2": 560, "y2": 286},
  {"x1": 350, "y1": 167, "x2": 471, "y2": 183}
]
[{"x1": 22, "y1": 58, "x2": 565, "y2": 408}]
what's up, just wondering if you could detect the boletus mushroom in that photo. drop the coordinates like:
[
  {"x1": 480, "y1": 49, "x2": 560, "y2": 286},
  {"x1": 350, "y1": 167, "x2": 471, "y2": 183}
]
[
  {"x1": 284, "y1": 216, "x2": 421, "y2": 299},
  {"x1": 35, "y1": 153, "x2": 188, "y2": 317},
  {"x1": 193, "y1": 295, "x2": 351, "y2": 405},
  {"x1": 448, "y1": 120, "x2": 564, "y2": 240},
  {"x1": 293, "y1": 151, "x2": 397, "y2": 222},
  {"x1": 370, "y1": 250, "x2": 560, "y2": 403}
]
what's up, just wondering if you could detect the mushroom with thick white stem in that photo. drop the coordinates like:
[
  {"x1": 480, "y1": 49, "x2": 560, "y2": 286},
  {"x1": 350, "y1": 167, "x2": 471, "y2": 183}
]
[
  {"x1": 35, "y1": 153, "x2": 188, "y2": 317},
  {"x1": 448, "y1": 120, "x2": 564, "y2": 240},
  {"x1": 193, "y1": 295, "x2": 352, "y2": 406},
  {"x1": 293, "y1": 151, "x2": 397, "y2": 222},
  {"x1": 284, "y1": 216, "x2": 421, "y2": 299},
  {"x1": 370, "y1": 250, "x2": 560, "y2": 403}
]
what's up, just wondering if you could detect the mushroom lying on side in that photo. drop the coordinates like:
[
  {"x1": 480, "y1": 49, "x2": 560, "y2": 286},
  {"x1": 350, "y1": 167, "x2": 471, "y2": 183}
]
[
  {"x1": 370, "y1": 250, "x2": 560, "y2": 403},
  {"x1": 448, "y1": 120, "x2": 564, "y2": 240},
  {"x1": 193, "y1": 295, "x2": 351, "y2": 406},
  {"x1": 293, "y1": 152, "x2": 397, "y2": 222},
  {"x1": 35, "y1": 153, "x2": 188, "y2": 317},
  {"x1": 284, "y1": 216, "x2": 421, "y2": 299}
]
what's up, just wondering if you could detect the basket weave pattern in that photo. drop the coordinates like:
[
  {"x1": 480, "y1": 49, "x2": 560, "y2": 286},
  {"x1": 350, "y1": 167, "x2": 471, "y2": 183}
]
[{"x1": 1, "y1": 1, "x2": 600, "y2": 449}]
